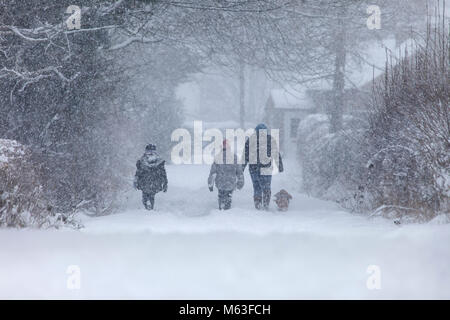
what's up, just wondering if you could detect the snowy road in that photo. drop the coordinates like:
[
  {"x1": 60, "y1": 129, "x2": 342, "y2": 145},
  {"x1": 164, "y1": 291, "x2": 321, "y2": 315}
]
[{"x1": 0, "y1": 162, "x2": 449, "y2": 299}]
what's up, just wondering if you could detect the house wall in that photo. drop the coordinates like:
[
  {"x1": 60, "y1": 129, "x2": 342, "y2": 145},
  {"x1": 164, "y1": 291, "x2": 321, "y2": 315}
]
[
  {"x1": 264, "y1": 94, "x2": 317, "y2": 156},
  {"x1": 307, "y1": 88, "x2": 370, "y2": 117},
  {"x1": 264, "y1": 107, "x2": 285, "y2": 152},
  {"x1": 282, "y1": 110, "x2": 311, "y2": 156}
]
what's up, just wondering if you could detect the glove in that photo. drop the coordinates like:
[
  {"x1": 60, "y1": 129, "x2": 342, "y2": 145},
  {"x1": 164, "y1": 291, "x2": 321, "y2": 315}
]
[
  {"x1": 163, "y1": 184, "x2": 168, "y2": 193},
  {"x1": 209, "y1": 186, "x2": 213, "y2": 192},
  {"x1": 278, "y1": 159, "x2": 284, "y2": 173}
]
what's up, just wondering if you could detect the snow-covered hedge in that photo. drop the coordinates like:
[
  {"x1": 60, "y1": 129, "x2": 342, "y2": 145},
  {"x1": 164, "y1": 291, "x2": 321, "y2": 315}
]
[
  {"x1": 297, "y1": 21, "x2": 449, "y2": 222},
  {"x1": 297, "y1": 114, "x2": 371, "y2": 212},
  {"x1": 0, "y1": 139, "x2": 80, "y2": 228}
]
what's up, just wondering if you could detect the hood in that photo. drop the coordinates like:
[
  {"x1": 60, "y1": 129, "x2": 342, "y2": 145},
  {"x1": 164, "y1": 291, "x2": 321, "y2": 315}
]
[
  {"x1": 255, "y1": 123, "x2": 268, "y2": 133},
  {"x1": 140, "y1": 150, "x2": 164, "y2": 168},
  {"x1": 215, "y1": 148, "x2": 237, "y2": 165}
]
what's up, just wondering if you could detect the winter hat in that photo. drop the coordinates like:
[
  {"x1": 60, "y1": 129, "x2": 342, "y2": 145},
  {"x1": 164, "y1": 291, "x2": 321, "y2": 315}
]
[
  {"x1": 145, "y1": 144, "x2": 156, "y2": 151},
  {"x1": 222, "y1": 139, "x2": 229, "y2": 150}
]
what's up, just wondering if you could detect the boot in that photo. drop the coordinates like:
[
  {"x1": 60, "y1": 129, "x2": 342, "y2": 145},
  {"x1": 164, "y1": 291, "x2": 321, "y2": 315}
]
[
  {"x1": 223, "y1": 195, "x2": 232, "y2": 210},
  {"x1": 143, "y1": 194, "x2": 155, "y2": 210},
  {"x1": 263, "y1": 190, "x2": 271, "y2": 210},
  {"x1": 218, "y1": 192, "x2": 224, "y2": 210},
  {"x1": 254, "y1": 196, "x2": 262, "y2": 210},
  {"x1": 144, "y1": 199, "x2": 154, "y2": 210},
  {"x1": 223, "y1": 191, "x2": 232, "y2": 210},
  {"x1": 219, "y1": 191, "x2": 232, "y2": 210}
]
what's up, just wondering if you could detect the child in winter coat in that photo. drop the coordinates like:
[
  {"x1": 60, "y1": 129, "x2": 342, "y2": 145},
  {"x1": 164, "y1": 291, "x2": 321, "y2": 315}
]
[
  {"x1": 208, "y1": 140, "x2": 244, "y2": 210},
  {"x1": 134, "y1": 144, "x2": 168, "y2": 210}
]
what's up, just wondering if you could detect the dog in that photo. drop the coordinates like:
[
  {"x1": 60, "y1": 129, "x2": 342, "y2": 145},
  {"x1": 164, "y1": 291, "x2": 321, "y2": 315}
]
[{"x1": 273, "y1": 189, "x2": 292, "y2": 211}]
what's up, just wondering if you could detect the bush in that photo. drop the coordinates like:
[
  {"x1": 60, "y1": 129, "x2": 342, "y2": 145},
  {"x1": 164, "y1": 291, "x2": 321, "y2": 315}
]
[
  {"x1": 298, "y1": 17, "x2": 449, "y2": 222},
  {"x1": 0, "y1": 139, "x2": 81, "y2": 228},
  {"x1": 365, "y1": 18, "x2": 449, "y2": 220},
  {"x1": 297, "y1": 114, "x2": 371, "y2": 212}
]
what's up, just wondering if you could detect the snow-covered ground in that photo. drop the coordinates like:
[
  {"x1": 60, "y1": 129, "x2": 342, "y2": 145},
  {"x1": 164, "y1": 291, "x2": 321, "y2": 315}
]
[{"x1": 0, "y1": 161, "x2": 449, "y2": 299}]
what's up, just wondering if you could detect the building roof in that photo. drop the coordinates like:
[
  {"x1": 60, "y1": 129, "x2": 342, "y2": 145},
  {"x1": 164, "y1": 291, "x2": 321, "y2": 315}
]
[{"x1": 268, "y1": 89, "x2": 313, "y2": 110}]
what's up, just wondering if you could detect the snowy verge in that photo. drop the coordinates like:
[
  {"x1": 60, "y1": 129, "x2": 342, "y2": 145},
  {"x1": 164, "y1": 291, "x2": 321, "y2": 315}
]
[{"x1": 1, "y1": 163, "x2": 449, "y2": 299}]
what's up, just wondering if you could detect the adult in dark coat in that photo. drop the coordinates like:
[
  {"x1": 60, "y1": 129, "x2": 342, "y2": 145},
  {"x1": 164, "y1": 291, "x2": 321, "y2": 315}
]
[
  {"x1": 242, "y1": 123, "x2": 284, "y2": 210},
  {"x1": 134, "y1": 144, "x2": 168, "y2": 210}
]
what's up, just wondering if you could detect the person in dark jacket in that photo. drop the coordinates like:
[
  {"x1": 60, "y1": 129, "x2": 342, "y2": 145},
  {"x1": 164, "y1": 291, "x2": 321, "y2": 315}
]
[
  {"x1": 242, "y1": 123, "x2": 284, "y2": 210},
  {"x1": 208, "y1": 139, "x2": 244, "y2": 210},
  {"x1": 134, "y1": 144, "x2": 168, "y2": 210}
]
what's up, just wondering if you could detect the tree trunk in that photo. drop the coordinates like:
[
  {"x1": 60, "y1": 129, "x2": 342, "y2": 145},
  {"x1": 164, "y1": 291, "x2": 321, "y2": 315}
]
[
  {"x1": 330, "y1": 13, "x2": 346, "y2": 134},
  {"x1": 239, "y1": 61, "x2": 246, "y2": 128}
]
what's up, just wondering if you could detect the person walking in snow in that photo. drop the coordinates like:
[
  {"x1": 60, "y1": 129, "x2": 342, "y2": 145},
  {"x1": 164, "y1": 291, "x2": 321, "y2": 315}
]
[
  {"x1": 134, "y1": 144, "x2": 168, "y2": 210},
  {"x1": 208, "y1": 139, "x2": 245, "y2": 210},
  {"x1": 242, "y1": 123, "x2": 284, "y2": 210}
]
